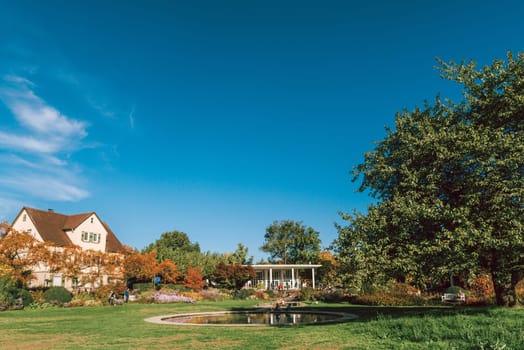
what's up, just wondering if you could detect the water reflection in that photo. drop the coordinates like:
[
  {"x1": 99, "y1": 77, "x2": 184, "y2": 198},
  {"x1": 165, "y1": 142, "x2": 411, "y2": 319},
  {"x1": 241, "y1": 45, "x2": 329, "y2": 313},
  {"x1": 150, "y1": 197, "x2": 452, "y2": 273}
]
[{"x1": 165, "y1": 311, "x2": 342, "y2": 326}]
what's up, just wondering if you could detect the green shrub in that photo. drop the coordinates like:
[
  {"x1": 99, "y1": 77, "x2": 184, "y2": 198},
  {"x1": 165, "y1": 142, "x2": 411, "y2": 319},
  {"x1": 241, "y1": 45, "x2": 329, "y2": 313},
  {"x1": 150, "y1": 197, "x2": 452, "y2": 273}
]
[
  {"x1": 17, "y1": 289, "x2": 33, "y2": 306},
  {"x1": 317, "y1": 289, "x2": 347, "y2": 303},
  {"x1": 0, "y1": 277, "x2": 17, "y2": 309},
  {"x1": 299, "y1": 287, "x2": 315, "y2": 301},
  {"x1": 43, "y1": 287, "x2": 73, "y2": 304},
  {"x1": 233, "y1": 288, "x2": 254, "y2": 300}
]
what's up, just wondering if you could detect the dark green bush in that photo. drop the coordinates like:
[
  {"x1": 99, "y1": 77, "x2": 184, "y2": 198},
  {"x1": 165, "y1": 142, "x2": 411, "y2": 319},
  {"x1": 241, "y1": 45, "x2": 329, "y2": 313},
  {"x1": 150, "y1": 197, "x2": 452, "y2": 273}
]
[
  {"x1": 43, "y1": 287, "x2": 72, "y2": 304},
  {"x1": 233, "y1": 288, "x2": 254, "y2": 300},
  {"x1": 317, "y1": 289, "x2": 347, "y2": 303},
  {"x1": 17, "y1": 289, "x2": 33, "y2": 306},
  {"x1": 0, "y1": 277, "x2": 18, "y2": 309}
]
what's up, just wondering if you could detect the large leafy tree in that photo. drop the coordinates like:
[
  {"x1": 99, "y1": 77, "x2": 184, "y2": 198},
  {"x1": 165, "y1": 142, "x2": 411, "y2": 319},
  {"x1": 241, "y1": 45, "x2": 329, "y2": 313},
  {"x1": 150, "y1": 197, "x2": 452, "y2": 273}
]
[
  {"x1": 226, "y1": 243, "x2": 254, "y2": 265},
  {"x1": 335, "y1": 53, "x2": 524, "y2": 306},
  {"x1": 211, "y1": 262, "x2": 256, "y2": 290},
  {"x1": 260, "y1": 220, "x2": 321, "y2": 264},
  {"x1": 143, "y1": 230, "x2": 201, "y2": 274}
]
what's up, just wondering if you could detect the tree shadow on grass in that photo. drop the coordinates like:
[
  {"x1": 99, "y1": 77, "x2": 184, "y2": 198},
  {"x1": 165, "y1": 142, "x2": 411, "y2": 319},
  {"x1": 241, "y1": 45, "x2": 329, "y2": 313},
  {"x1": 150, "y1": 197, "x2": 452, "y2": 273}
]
[
  {"x1": 301, "y1": 304, "x2": 500, "y2": 322},
  {"x1": 228, "y1": 303, "x2": 499, "y2": 323}
]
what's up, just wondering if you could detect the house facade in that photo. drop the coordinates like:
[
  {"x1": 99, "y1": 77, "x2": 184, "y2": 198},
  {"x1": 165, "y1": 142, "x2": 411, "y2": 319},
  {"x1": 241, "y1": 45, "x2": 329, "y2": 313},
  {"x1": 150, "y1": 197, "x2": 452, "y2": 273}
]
[{"x1": 10, "y1": 207, "x2": 124, "y2": 290}]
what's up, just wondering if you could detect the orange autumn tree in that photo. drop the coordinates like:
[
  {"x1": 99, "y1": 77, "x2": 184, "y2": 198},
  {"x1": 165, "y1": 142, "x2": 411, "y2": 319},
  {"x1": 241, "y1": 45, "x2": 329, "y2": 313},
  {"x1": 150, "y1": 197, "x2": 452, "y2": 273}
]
[
  {"x1": 155, "y1": 260, "x2": 180, "y2": 284},
  {"x1": 122, "y1": 247, "x2": 157, "y2": 283},
  {"x1": 184, "y1": 266, "x2": 205, "y2": 291},
  {"x1": 88, "y1": 249, "x2": 123, "y2": 286},
  {"x1": 0, "y1": 222, "x2": 47, "y2": 286},
  {"x1": 59, "y1": 245, "x2": 86, "y2": 288}
]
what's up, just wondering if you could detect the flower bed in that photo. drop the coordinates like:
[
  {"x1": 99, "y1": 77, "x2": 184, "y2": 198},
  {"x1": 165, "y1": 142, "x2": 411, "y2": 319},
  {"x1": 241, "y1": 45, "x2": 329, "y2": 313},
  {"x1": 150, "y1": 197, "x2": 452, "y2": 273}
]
[{"x1": 148, "y1": 291, "x2": 195, "y2": 304}]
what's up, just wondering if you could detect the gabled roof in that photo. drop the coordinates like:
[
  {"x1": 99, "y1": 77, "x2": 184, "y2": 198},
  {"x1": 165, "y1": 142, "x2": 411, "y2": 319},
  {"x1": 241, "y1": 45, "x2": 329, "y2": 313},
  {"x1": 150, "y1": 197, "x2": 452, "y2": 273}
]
[
  {"x1": 13, "y1": 207, "x2": 123, "y2": 252},
  {"x1": 102, "y1": 221, "x2": 124, "y2": 253}
]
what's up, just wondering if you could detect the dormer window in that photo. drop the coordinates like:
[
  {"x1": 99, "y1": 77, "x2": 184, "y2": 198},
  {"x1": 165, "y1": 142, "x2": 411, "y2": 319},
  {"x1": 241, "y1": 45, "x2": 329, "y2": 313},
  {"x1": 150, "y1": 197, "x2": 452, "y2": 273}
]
[
  {"x1": 90, "y1": 217, "x2": 94, "y2": 224},
  {"x1": 23, "y1": 214, "x2": 27, "y2": 222}
]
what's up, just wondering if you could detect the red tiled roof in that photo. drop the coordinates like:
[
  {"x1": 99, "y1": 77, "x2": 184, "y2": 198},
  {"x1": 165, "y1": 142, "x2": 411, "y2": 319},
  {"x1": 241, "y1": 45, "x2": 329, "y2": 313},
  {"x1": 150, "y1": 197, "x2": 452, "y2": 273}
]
[{"x1": 16, "y1": 207, "x2": 123, "y2": 252}]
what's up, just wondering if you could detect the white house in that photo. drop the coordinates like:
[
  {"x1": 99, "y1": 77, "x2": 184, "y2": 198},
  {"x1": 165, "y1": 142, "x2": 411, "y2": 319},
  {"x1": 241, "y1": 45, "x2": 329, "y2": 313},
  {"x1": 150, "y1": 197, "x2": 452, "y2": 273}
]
[
  {"x1": 10, "y1": 207, "x2": 124, "y2": 289},
  {"x1": 246, "y1": 264, "x2": 322, "y2": 290}
]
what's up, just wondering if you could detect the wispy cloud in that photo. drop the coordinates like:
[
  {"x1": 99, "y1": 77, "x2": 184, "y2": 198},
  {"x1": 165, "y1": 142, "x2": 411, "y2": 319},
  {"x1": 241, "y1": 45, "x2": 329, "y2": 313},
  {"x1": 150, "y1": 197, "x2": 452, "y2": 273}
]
[
  {"x1": 0, "y1": 174, "x2": 89, "y2": 202},
  {"x1": 0, "y1": 75, "x2": 91, "y2": 202},
  {"x1": 129, "y1": 106, "x2": 135, "y2": 129},
  {"x1": 1, "y1": 75, "x2": 88, "y2": 151}
]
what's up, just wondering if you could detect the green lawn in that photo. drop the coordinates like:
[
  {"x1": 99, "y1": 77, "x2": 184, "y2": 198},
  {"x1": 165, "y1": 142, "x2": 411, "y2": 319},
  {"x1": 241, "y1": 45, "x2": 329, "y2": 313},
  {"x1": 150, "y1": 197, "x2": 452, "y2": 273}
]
[{"x1": 0, "y1": 301, "x2": 522, "y2": 349}]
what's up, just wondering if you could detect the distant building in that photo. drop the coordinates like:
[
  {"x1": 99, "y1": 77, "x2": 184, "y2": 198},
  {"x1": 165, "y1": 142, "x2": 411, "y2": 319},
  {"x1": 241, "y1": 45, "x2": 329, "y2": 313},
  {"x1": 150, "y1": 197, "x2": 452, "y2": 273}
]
[
  {"x1": 245, "y1": 264, "x2": 322, "y2": 290},
  {"x1": 10, "y1": 207, "x2": 124, "y2": 289}
]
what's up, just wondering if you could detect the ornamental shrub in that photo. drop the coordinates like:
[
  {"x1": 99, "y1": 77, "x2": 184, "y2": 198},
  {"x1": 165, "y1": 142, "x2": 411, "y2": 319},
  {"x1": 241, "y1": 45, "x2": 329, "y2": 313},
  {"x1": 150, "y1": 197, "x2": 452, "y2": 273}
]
[
  {"x1": 43, "y1": 287, "x2": 73, "y2": 304},
  {"x1": 469, "y1": 274, "x2": 495, "y2": 297},
  {"x1": 349, "y1": 292, "x2": 427, "y2": 306},
  {"x1": 299, "y1": 287, "x2": 315, "y2": 301},
  {"x1": 317, "y1": 289, "x2": 347, "y2": 303},
  {"x1": 17, "y1": 289, "x2": 33, "y2": 307},
  {"x1": 233, "y1": 288, "x2": 254, "y2": 300},
  {"x1": 0, "y1": 277, "x2": 17, "y2": 310}
]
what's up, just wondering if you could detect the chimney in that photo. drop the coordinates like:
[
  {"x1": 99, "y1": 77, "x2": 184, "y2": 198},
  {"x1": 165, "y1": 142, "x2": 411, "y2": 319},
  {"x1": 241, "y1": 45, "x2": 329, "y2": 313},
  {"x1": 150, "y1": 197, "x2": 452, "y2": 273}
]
[{"x1": 48, "y1": 209, "x2": 54, "y2": 212}]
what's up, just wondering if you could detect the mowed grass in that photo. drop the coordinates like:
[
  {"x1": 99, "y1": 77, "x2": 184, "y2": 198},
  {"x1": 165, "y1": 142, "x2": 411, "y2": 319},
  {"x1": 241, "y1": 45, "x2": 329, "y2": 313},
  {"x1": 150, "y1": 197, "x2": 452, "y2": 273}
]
[{"x1": 1, "y1": 300, "x2": 523, "y2": 349}]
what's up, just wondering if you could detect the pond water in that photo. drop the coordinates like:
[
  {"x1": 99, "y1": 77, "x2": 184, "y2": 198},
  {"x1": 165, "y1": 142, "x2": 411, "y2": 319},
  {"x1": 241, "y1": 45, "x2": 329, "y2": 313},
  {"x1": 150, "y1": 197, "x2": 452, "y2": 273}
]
[{"x1": 149, "y1": 310, "x2": 357, "y2": 326}]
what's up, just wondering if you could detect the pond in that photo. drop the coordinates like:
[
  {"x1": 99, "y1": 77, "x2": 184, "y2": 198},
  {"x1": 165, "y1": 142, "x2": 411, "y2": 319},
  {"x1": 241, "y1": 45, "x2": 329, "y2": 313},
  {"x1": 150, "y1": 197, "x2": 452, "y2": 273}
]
[{"x1": 145, "y1": 310, "x2": 358, "y2": 327}]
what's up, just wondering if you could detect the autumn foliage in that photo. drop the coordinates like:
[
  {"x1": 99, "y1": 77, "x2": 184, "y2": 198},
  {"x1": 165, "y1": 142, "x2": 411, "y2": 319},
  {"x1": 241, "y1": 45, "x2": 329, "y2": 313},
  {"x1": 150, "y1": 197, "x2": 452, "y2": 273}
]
[
  {"x1": 0, "y1": 223, "x2": 47, "y2": 285},
  {"x1": 184, "y1": 266, "x2": 206, "y2": 291},
  {"x1": 211, "y1": 262, "x2": 255, "y2": 290},
  {"x1": 155, "y1": 260, "x2": 180, "y2": 284},
  {"x1": 0, "y1": 222, "x2": 125, "y2": 288}
]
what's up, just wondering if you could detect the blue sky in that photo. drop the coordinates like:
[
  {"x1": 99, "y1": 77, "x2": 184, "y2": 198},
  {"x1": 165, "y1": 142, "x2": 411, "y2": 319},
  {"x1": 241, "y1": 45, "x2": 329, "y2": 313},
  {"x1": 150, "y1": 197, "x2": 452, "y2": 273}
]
[{"x1": 1, "y1": 1, "x2": 523, "y2": 261}]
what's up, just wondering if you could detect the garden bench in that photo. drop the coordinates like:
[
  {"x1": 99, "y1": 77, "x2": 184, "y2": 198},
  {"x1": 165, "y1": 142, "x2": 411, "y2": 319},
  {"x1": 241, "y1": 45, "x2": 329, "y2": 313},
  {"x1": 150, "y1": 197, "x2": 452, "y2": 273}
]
[{"x1": 441, "y1": 293, "x2": 465, "y2": 303}]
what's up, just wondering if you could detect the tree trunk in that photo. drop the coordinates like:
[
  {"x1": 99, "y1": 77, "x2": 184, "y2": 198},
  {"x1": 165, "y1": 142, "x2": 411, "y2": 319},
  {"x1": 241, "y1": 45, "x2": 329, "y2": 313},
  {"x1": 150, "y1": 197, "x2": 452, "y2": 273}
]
[{"x1": 491, "y1": 270, "x2": 521, "y2": 307}]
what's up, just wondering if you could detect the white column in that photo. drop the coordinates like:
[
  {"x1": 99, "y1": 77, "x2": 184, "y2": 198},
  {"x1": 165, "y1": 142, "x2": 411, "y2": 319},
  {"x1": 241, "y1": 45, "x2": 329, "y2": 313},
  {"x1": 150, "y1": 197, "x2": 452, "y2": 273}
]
[
  {"x1": 291, "y1": 268, "x2": 295, "y2": 289},
  {"x1": 269, "y1": 268, "x2": 273, "y2": 289},
  {"x1": 312, "y1": 267, "x2": 316, "y2": 289}
]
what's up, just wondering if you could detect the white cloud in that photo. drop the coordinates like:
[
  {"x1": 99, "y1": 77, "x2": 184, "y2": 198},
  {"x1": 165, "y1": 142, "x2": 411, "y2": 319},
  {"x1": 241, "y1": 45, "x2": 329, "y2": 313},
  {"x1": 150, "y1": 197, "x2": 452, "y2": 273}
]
[
  {"x1": 0, "y1": 175, "x2": 89, "y2": 202},
  {"x1": 0, "y1": 75, "x2": 91, "y2": 202},
  {"x1": 1, "y1": 75, "x2": 88, "y2": 147},
  {"x1": 0, "y1": 131, "x2": 59, "y2": 153},
  {"x1": 11, "y1": 101, "x2": 88, "y2": 138}
]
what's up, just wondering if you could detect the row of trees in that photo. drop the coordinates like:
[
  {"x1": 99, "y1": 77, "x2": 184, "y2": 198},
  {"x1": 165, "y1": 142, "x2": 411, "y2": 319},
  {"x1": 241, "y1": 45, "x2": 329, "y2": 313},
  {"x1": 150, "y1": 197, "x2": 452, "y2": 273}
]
[{"x1": 0, "y1": 224, "x2": 263, "y2": 292}]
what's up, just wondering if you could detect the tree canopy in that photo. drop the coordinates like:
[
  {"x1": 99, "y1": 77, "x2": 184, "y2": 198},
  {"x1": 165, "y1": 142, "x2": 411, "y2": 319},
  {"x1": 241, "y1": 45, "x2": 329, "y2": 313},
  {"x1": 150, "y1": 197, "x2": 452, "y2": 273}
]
[
  {"x1": 260, "y1": 220, "x2": 321, "y2": 264},
  {"x1": 334, "y1": 53, "x2": 524, "y2": 306}
]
